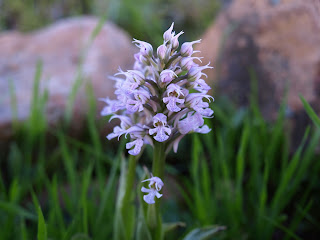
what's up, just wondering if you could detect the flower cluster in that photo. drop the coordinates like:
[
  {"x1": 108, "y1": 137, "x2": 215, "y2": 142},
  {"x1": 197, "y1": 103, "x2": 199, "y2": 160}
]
[
  {"x1": 101, "y1": 23, "x2": 214, "y2": 155},
  {"x1": 141, "y1": 175, "x2": 164, "y2": 204}
]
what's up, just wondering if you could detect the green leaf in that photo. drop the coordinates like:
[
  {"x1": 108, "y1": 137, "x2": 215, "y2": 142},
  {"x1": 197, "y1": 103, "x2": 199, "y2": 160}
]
[
  {"x1": 20, "y1": 219, "x2": 28, "y2": 240},
  {"x1": 262, "y1": 216, "x2": 302, "y2": 240},
  {"x1": 48, "y1": 176, "x2": 66, "y2": 233},
  {"x1": 113, "y1": 156, "x2": 137, "y2": 240},
  {"x1": 65, "y1": 13, "x2": 107, "y2": 125},
  {"x1": 9, "y1": 79, "x2": 19, "y2": 131},
  {"x1": 136, "y1": 205, "x2": 152, "y2": 240},
  {"x1": 0, "y1": 201, "x2": 37, "y2": 220},
  {"x1": 70, "y1": 233, "x2": 92, "y2": 240},
  {"x1": 183, "y1": 226, "x2": 226, "y2": 240},
  {"x1": 300, "y1": 94, "x2": 320, "y2": 128},
  {"x1": 37, "y1": 206, "x2": 47, "y2": 240},
  {"x1": 163, "y1": 222, "x2": 186, "y2": 236},
  {"x1": 58, "y1": 130, "x2": 77, "y2": 201},
  {"x1": 94, "y1": 153, "x2": 120, "y2": 233},
  {"x1": 81, "y1": 165, "x2": 93, "y2": 235},
  {"x1": 9, "y1": 178, "x2": 20, "y2": 203},
  {"x1": 235, "y1": 122, "x2": 250, "y2": 214}
]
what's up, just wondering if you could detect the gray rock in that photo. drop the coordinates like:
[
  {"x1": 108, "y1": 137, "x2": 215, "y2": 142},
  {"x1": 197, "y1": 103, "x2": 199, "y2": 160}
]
[
  {"x1": 198, "y1": 0, "x2": 320, "y2": 148},
  {"x1": 0, "y1": 16, "x2": 136, "y2": 140}
]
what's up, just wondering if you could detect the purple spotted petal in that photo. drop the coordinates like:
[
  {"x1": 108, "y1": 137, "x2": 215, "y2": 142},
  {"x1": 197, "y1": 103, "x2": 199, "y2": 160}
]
[
  {"x1": 163, "y1": 97, "x2": 184, "y2": 112},
  {"x1": 143, "y1": 192, "x2": 156, "y2": 204},
  {"x1": 178, "y1": 112, "x2": 204, "y2": 134},
  {"x1": 126, "y1": 138, "x2": 144, "y2": 156},
  {"x1": 126, "y1": 99, "x2": 143, "y2": 113},
  {"x1": 153, "y1": 113, "x2": 167, "y2": 125},
  {"x1": 195, "y1": 125, "x2": 211, "y2": 134},
  {"x1": 149, "y1": 126, "x2": 171, "y2": 142}
]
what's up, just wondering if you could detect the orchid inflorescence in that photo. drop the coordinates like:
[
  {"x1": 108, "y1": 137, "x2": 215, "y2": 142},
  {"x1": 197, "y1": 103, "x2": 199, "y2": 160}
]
[
  {"x1": 101, "y1": 23, "x2": 214, "y2": 204},
  {"x1": 101, "y1": 23, "x2": 214, "y2": 156}
]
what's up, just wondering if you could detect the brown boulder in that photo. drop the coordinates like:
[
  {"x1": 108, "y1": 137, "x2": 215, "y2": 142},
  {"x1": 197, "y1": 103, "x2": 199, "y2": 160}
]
[
  {"x1": 0, "y1": 16, "x2": 136, "y2": 140},
  {"x1": 198, "y1": 0, "x2": 320, "y2": 126}
]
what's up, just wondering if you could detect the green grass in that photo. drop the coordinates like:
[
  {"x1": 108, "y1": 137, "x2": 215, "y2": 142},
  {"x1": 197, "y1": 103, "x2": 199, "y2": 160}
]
[
  {"x1": 179, "y1": 95, "x2": 320, "y2": 240},
  {"x1": 0, "y1": 0, "x2": 220, "y2": 46},
  {"x1": 1, "y1": 10, "x2": 320, "y2": 239},
  {"x1": 1, "y1": 64, "x2": 123, "y2": 239},
  {"x1": 1, "y1": 68, "x2": 320, "y2": 239}
]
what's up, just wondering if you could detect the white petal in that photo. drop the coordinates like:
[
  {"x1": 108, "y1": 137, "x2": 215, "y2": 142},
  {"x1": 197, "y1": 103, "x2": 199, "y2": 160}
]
[
  {"x1": 196, "y1": 125, "x2": 211, "y2": 134},
  {"x1": 173, "y1": 135, "x2": 184, "y2": 153},
  {"x1": 155, "y1": 192, "x2": 163, "y2": 199},
  {"x1": 143, "y1": 193, "x2": 156, "y2": 204},
  {"x1": 141, "y1": 187, "x2": 152, "y2": 193}
]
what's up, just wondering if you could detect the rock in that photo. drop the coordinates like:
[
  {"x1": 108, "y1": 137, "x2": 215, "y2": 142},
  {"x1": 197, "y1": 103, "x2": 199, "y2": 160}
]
[
  {"x1": 198, "y1": 0, "x2": 320, "y2": 123},
  {"x1": 0, "y1": 16, "x2": 136, "y2": 140}
]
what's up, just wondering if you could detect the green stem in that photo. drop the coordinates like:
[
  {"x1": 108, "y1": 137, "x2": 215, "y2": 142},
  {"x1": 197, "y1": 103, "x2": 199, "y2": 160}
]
[
  {"x1": 147, "y1": 141, "x2": 166, "y2": 240},
  {"x1": 122, "y1": 155, "x2": 137, "y2": 207},
  {"x1": 152, "y1": 142, "x2": 166, "y2": 179}
]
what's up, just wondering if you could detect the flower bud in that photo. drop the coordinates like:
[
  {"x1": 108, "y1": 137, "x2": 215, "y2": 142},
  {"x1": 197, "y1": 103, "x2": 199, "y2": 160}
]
[
  {"x1": 180, "y1": 57, "x2": 202, "y2": 71},
  {"x1": 160, "y1": 69, "x2": 177, "y2": 83},
  {"x1": 187, "y1": 63, "x2": 213, "y2": 81},
  {"x1": 180, "y1": 40, "x2": 201, "y2": 57},
  {"x1": 187, "y1": 67, "x2": 202, "y2": 81},
  {"x1": 163, "y1": 22, "x2": 174, "y2": 42},
  {"x1": 157, "y1": 44, "x2": 167, "y2": 61},
  {"x1": 133, "y1": 39, "x2": 153, "y2": 57},
  {"x1": 171, "y1": 31, "x2": 184, "y2": 50}
]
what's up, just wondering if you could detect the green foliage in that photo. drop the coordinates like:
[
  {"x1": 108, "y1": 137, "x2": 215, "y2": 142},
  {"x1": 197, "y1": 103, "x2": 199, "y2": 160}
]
[
  {"x1": 0, "y1": 0, "x2": 92, "y2": 31},
  {"x1": 180, "y1": 95, "x2": 320, "y2": 240},
  {"x1": 1, "y1": 6, "x2": 320, "y2": 239},
  {"x1": 183, "y1": 226, "x2": 226, "y2": 240},
  {"x1": 1, "y1": 51, "x2": 320, "y2": 239},
  {"x1": 37, "y1": 205, "x2": 48, "y2": 240},
  {"x1": 0, "y1": 53, "x2": 122, "y2": 239},
  {"x1": 300, "y1": 95, "x2": 320, "y2": 129},
  {"x1": 0, "y1": 0, "x2": 220, "y2": 46},
  {"x1": 1, "y1": 71, "x2": 319, "y2": 239},
  {"x1": 113, "y1": 156, "x2": 137, "y2": 240}
]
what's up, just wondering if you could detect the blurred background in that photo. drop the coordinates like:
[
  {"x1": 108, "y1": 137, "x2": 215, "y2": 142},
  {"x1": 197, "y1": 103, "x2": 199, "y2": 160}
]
[
  {"x1": 0, "y1": 0, "x2": 220, "y2": 44},
  {"x1": 0, "y1": 0, "x2": 320, "y2": 239}
]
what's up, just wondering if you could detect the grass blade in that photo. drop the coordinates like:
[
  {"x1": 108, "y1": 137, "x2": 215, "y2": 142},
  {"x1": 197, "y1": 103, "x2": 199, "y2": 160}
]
[
  {"x1": 0, "y1": 201, "x2": 37, "y2": 221},
  {"x1": 37, "y1": 205, "x2": 47, "y2": 240},
  {"x1": 300, "y1": 95, "x2": 320, "y2": 128}
]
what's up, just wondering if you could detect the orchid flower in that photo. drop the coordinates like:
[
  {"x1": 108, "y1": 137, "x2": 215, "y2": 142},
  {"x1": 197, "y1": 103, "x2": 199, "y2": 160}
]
[
  {"x1": 149, "y1": 113, "x2": 171, "y2": 142},
  {"x1": 141, "y1": 175, "x2": 164, "y2": 204}
]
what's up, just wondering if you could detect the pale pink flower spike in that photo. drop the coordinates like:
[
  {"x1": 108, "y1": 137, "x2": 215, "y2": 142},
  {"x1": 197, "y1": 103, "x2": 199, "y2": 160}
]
[{"x1": 101, "y1": 22, "x2": 214, "y2": 156}]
